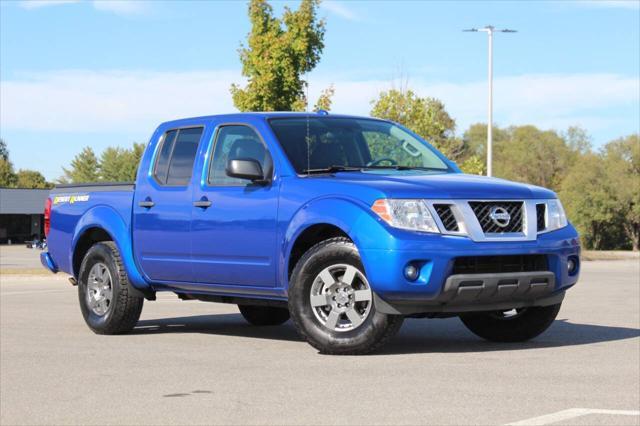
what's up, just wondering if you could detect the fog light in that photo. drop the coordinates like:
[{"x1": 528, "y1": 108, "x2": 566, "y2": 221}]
[
  {"x1": 567, "y1": 256, "x2": 579, "y2": 275},
  {"x1": 404, "y1": 264, "x2": 420, "y2": 281}
]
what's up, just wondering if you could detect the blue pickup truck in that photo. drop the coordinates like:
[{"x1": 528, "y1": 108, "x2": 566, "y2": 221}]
[{"x1": 42, "y1": 112, "x2": 580, "y2": 354}]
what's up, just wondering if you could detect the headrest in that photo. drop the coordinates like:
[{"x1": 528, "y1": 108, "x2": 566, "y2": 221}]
[{"x1": 228, "y1": 138, "x2": 265, "y2": 162}]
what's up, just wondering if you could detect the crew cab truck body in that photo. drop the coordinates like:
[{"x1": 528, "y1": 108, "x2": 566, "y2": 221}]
[{"x1": 42, "y1": 113, "x2": 581, "y2": 354}]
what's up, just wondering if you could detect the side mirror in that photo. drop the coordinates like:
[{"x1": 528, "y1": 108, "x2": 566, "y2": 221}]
[{"x1": 226, "y1": 159, "x2": 266, "y2": 183}]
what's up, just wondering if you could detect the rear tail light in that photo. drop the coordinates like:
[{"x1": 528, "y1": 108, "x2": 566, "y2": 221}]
[{"x1": 44, "y1": 198, "x2": 52, "y2": 237}]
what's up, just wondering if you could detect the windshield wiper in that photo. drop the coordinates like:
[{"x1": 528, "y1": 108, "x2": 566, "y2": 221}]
[
  {"x1": 302, "y1": 165, "x2": 449, "y2": 174},
  {"x1": 364, "y1": 165, "x2": 447, "y2": 172},
  {"x1": 364, "y1": 165, "x2": 414, "y2": 171},
  {"x1": 302, "y1": 165, "x2": 364, "y2": 174}
]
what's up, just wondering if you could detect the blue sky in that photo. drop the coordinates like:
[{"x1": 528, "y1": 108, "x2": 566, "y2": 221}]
[{"x1": 1, "y1": 0, "x2": 639, "y2": 180}]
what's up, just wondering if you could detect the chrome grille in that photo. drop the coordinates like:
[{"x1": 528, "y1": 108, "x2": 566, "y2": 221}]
[
  {"x1": 433, "y1": 204, "x2": 459, "y2": 232},
  {"x1": 468, "y1": 201, "x2": 524, "y2": 234}
]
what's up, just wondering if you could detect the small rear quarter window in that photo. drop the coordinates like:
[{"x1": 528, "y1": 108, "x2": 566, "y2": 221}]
[
  {"x1": 153, "y1": 127, "x2": 203, "y2": 186},
  {"x1": 153, "y1": 130, "x2": 177, "y2": 184}
]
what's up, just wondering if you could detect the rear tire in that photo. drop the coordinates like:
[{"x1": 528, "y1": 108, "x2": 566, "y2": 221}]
[
  {"x1": 288, "y1": 237, "x2": 404, "y2": 355},
  {"x1": 78, "y1": 242, "x2": 144, "y2": 335},
  {"x1": 460, "y1": 303, "x2": 561, "y2": 342},
  {"x1": 238, "y1": 305, "x2": 290, "y2": 326}
]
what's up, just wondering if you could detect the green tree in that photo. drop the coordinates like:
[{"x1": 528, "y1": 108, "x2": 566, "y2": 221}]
[
  {"x1": 100, "y1": 143, "x2": 144, "y2": 182},
  {"x1": 494, "y1": 125, "x2": 573, "y2": 191},
  {"x1": 313, "y1": 84, "x2": 335, "y2": 112},
  {"x1": 458, "y1": 156, "x2": 485, "y2": 175},
  {"x1": 61, "y1": 147, "x2": 100, "y2": 183},
  {"x1": 128, "y1": 142, "x2": 145, "y2": 180},
  {"x1": 0, "y1": 139, "x2": 17, "y2": 186},
  {"x1": 15, "y1": 170, "x2": 51, "y2": 189},
  {"x1": 603, "y1": 134, "x2": 640, "y2": 250},
  {"x1": 370, "y1": 89, "x2": 459, "y2": 157},
  {"x1": 461, "y1": 123, "x2": 509, "y2": 164},
  {"x1": 231, "y1": 0, "x2": 328, "y2": 112},
  {"x1": 563, "y1": 126, "x2": 592, "y2": 156},
  {"x1": 0, "y1": 139, "x2": 9, "y2": 161},
  {"x1": 100, "y1": 147, "x2": 130, "y2": 182},
  {"x1": 460, "y1": 124, "x2": 591, "y2": 181},
  {"x1": 560, "y1": 153, "x2": 619, "y2": 249},
  {"x1": 0, "y1": 158, "x2": 17, "y2": 187}
]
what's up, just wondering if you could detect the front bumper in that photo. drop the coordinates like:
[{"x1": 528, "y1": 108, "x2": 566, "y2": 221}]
[
  {"x1": 373, "y1": 270, "x2": 565, "y2": 315},
  {"x1": 360, "y1": 224, "x2": 580, "y2": 315}
]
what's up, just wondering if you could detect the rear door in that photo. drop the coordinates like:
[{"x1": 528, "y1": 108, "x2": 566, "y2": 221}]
[
  {"x1": 191, "y1": 123, "x2": 279, "y2": 287},
  {"x1": 133, "y1": 126, "x2": 205, "y2": 283}
]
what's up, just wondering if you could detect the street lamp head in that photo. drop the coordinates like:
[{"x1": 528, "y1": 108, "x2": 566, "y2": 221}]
[{"x1": 464, "y1": 25, "x2": 517, "y2": 34}]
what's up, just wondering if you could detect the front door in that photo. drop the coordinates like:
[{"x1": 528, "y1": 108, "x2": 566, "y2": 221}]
[
  {"x1": 133, "y1": 126, "x2": 205, "y2": 283},
  {"x1": 191, "y1": 124, "x2": 279, "y2": 287}
]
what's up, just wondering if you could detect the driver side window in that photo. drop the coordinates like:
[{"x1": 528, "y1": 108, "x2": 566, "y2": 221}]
[{"x1": 208, "y1": 125, "x2": 272, "y2": 186}]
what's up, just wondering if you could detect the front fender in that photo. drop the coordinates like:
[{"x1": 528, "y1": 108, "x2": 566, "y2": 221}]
[
  {"x1": 280, "y1": 196, "x2": 394, "y2": 289},
  {"x1": 71, "y1": 205, "x2": 150, "y2": 291}
]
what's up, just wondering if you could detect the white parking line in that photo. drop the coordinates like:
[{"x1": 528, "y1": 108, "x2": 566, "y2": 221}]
[{"x1": 507, "y1": 408, "x2": 640, "y2": 425}]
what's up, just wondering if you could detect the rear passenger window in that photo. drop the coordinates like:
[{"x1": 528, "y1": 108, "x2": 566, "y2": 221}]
[{"x1": 153, "y1": 127, "x2": 203, "y2": 186}]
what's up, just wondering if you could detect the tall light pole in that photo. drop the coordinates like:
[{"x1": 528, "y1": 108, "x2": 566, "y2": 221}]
[{"x1": 464, "y1": 26, "x2": 516, "y2": 177}]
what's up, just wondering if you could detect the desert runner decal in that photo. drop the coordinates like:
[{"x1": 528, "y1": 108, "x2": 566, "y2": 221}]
[{"x1": 53, "y1": 194, "x2": 90, "y2": 205}]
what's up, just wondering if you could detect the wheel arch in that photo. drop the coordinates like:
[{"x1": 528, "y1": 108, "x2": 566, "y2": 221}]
[
  {"x1": 281, "y1": 196, "x2": 390, "y2": 289},
  {"x1": 72, "y1": 227, "x2": 112, "y2": 277},
  {"x1": 71, "y1": 206, "x2": 151, "y2": 293},
  {"x1": 287, "y1": 223, "x2": 351, "y2": 280}
]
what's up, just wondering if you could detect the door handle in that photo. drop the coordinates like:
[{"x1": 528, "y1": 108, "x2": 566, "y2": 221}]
[
  {"x1": 193, "y1": 198, "x2": 212, "y2": 209},
  {"x1": 138, "y1": 198, "x2": 155, "y2": 208}
]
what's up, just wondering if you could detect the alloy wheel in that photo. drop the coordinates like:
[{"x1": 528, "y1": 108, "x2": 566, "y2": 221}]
[{"x1": 309, "y1": 264, "x2": 373, "y2": 332}]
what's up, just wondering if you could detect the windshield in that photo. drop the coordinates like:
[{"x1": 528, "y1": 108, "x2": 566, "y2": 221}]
[{"x1": 269, "y1": 117, "x2": 452, "y2": 174}]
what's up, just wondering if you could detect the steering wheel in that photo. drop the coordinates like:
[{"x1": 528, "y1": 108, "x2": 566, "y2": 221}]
[{"x1": 366, "y1": 158, "x2": 398, "y2": 167}]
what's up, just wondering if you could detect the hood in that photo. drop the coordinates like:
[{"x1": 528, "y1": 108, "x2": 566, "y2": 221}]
[{"x1": 320, "y1": 171, "x2": 556, "y2": 200}]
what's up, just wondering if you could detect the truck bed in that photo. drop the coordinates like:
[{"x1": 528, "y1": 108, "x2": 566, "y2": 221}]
[{"x1": 47, "y1": 182, "x2": 136, "y2": 276}]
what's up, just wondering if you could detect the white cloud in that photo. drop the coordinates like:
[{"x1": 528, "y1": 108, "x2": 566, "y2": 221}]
[
  {"x1": 309, "y1": 73, "x2": 639, "y2": 133},
  {"x1": 19, "y1": 0, "x2": 148, "y2": 15},
  {"x1": 576, "y1": 0, "x2": 640, "y2": 9},
  {"x1": 1, "y1": 70, "x2": 239, "y2": 133},
  {"x1": 91, "y1": 0, "x2": 147, "y2": 16},
  {"x1": 19, "y1": 0, "x2": 80, "y2": 10},
  {"x1": 320, "y1": 1, "x2": 360, "y2": 21},
  {"x1": 1, "y1": 70, "x2": 638, "y2": 138}
]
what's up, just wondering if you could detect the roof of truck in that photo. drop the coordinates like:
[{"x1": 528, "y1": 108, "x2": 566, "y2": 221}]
[{"x1": 159, "y1": 112, "x2": 385, "y2": 128}]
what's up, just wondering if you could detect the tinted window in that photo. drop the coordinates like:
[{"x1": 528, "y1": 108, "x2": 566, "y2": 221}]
[
  {"x1": 153, "y1": 127, "x2": 203, "y2": 185},
  {"x1": 153, "y1": 130, "x2": 177, "y2": 184},
  {"x1": 166, "y1": 128, "x2": 203, "y2": 185},
  {"x1": 208, "y1": 126, "x2": 271, "y2": 185}
]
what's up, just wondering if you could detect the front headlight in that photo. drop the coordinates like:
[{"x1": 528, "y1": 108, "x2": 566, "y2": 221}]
[
  {"x1": 546, "y1": 199, "x2": 568, "y2": 231},
  {"x1": 372, "y1": 199, "x2": 440, "y2": 233}
]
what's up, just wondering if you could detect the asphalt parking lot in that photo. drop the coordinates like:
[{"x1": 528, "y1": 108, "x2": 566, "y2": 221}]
[{"x1": 1, "y1": 246, "x2": 639, "y2": 425}]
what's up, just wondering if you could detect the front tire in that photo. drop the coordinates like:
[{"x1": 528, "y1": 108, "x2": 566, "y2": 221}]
[
  {"x1": 288, "y1": 237, "x2": 404, "y2": 355},
  {"x1": 460, "y1": 303, "x2": 562, "y2": 342},
  {"x1": 238, "y1": 305, "x2": 290, "y2": 326},
  {"x1": 78, "y1": 242, "x2": 144, "y2": 334}
]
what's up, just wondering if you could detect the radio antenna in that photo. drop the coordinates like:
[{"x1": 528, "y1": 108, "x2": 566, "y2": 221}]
[{"x1": 306, "y1": 71, "x2": 311, "y2": 176}]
